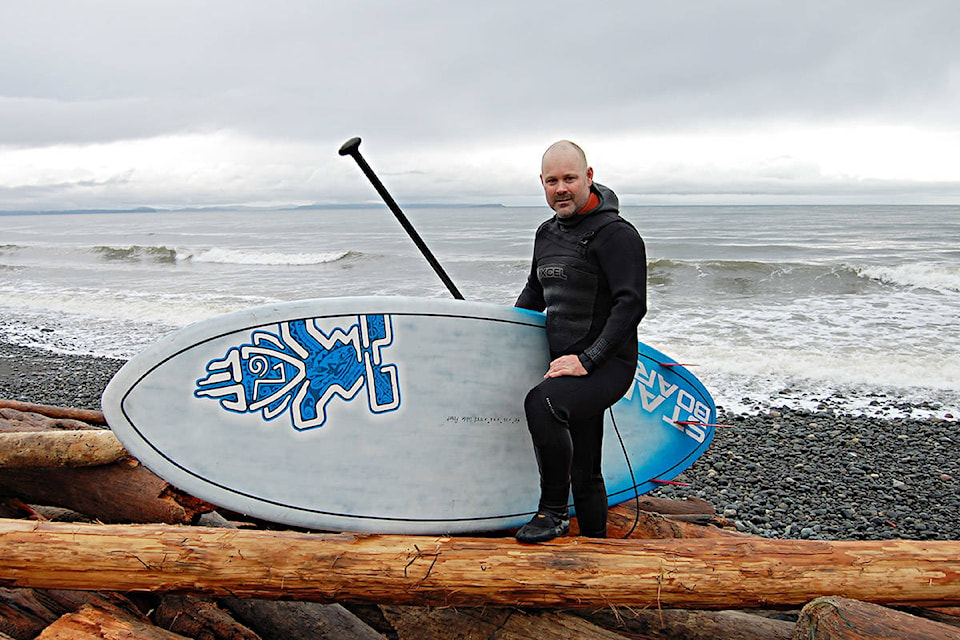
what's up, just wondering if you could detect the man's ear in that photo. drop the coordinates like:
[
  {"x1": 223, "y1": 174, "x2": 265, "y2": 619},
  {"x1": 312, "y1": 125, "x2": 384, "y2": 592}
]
[{"x1": 586, "y1": 167, "x2": 594, "y2": 184}]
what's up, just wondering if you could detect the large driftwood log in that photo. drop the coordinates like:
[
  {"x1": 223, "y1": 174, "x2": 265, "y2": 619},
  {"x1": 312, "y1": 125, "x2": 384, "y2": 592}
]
[
  {"x1": 1, "y1": 519, "x2": 959, "y2": 610},
  {"x1": 899, "y1": 606, "x2": 960, "y2": 630},
  {"x1": 792, "y1": 596, "x2": 960, "y2": 639},
  {"x1": 0, "y1": 431, "x2": 125, "y2": 468},
  {"x1": 381, "y1": 602, "x2": 793, "y2": 640},
  {"x1": 0, "y1": 400, "x2": 106, "y2": 426},
  {"x1": 381, "y1": 606, "x2": 628, "y2": 640},
  {"x1": 579, "y1": 502, "x2": 738, "y2": 539},
  {"x1": 220, "y1": 599, "x2": 385, "y2": 640},
  {"x1": 37, "y1": 603, "x2": 189, "y2": 639},
  {"x1": 580, "y1": 608, "x2": 795, "y2": 640},
  {"x1": 0, "y1": 587, "x2": 145, "y2": 639},
  {"x1": 0, "y1": 407, "x2": 98, "y2": 433},
  {"x1": 197, "y1": 510, "x2": 391, "y2": 640},
  {"x1": 0, "y1": 407, "x2": 212, "y2": 524},
  {"x1": 0, "y1": 460, "x2": 213, "y2": 524},
  {"x1": 0, "y1": 587, "x2": 64, "y2": 639},
  {"x1": 154, "y1": 596, "x2": 263, "y2": 640},
  {"x1": 613, "y1": 495, "x2": 715, "y2": 516}
]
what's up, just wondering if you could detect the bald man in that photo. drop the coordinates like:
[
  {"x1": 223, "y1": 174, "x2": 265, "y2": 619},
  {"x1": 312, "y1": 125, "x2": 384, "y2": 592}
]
[{"x1": 514, "y1": 141, "x2": 647, "y2": 542}]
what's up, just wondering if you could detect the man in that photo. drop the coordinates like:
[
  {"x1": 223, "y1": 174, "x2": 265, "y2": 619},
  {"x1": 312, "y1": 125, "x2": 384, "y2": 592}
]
[{"x1": 514, "y1": 141, "x2": 647, "y2": 542}]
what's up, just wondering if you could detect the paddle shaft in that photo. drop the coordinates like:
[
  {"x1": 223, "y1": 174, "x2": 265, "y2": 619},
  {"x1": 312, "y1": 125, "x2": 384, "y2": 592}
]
[{"x1": 339, "y1": 137, "x2": 464, "y2": 300}]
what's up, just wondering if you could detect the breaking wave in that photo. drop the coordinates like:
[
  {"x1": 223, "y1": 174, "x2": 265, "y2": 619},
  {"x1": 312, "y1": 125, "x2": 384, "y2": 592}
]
[
  {"x1": 93, "y1": 245, "x2": 179, "y2": 263},
  {"x1": 856, "y1": 263, "x2": 960, "y2": 293},
  {"x1": 89, "y1": 245, "x2": 358, "y2": 267},
  {"x1": 647, "y1": 259, "x2": 960, "y2": 296},
  {"x1": 189, "y1": 247, "x2": 356, "y2": 266}
]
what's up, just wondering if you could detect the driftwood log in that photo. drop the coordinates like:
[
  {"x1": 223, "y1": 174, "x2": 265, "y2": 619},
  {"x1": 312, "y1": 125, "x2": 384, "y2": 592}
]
[
  {"x1": 197, "y1": 511, "x2": 394, "y2": 640},
  {"x1": 154, "y1": 596, "x2": 263, "y2": 640},
  {"x1": 1, "y1": 519, "x2": 959, "y2": 610},
  {"x1": 220, "y1": 599, "x2": 384, "y2": 640},
  {"x1": 793, "y1": 596, "x2": 960, "y2": 639},
  {"x1": 0, "y1": 431, "x2": 125, "y2": 468},
  {"x1": 0, "y1": 400, "x2": 106, "y2": 426},
  {"x1": 36, "y1": 603, "x2": 189, "y2": 639},
  {"x1": 593, "y1": 503, "x2": 736, "y2": 539},
  {"x1": 382, "y1": 606, "x2": 628, "y2": 640},
  {"x1": 579, "y1": 608, "x2": 795, "y2": 640},
  {"x1": 0, "y1": 588, "x2": 149, "y2": 639},
  {"x1": 0, "y1": 460, "x2": 213, "y2": 525},
  {"x1": 0, "y1": 405, "x2": 213, "y2": 524}
]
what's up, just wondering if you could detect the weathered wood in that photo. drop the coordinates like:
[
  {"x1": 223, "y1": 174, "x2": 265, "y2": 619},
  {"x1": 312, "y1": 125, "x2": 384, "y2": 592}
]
[
  {"x1": 624, "y1": 495, "x2": 716, "y2": 515},
  {"x1": 792, "y1": 596, "x2": 960, "y2": 639},
  {"x1": 0, "y1": 400, "x2": 106, "y2": 426},
  {"x1": 1, "y1": 519, "x2": 959, "y2": 610},
  {"x1": 0, "y1": 405, "x2": 210, "y2": 523},
  {"x1": 37, "y1": 603, "x2": 190, "y2": 639},
  {"x1": 576, "y1": 502, "x2": 740, "y2": 539},
  {"x1": 220, "y1": 599, "x2": 386, "y2": 640},
  {"x1": 154, "y1": 596, "x2": 263, "y2": 640},
  {"x1": 0, "y1": 460, "x2": 213, "y2": 524},
  {"x1": 196, "y1": 511, "x2": 388, "y2": 640},
  {"x1": 900, "y1": 606, "x2": 960, "y2": 629},
  {"x1": 580, "y1": 607, "x2": 795, "y2": 640},
  {"x1": 0, "y1": 587, "x2": 145, "y2": 639},
  {"x1": 932, "y1": 606, "x2": 960, "y2": 618},
  {"x1": 381, "y1": 606, "x2": 628, "y2": 640},
  {"x1": 0, "y1": 431, "x2": 126, "y2": 468},
  {"x1": 0, "y1": 587, "x2": 60, "y2": 639},
  {"x1": 0, "y1": 407, "x2": 98, "y2": 433}
]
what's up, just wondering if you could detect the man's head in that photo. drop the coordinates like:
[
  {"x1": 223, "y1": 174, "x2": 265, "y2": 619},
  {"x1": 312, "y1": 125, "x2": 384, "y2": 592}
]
[{"x1": 541, "y1": 141, "x2": 594, "y2": 218}]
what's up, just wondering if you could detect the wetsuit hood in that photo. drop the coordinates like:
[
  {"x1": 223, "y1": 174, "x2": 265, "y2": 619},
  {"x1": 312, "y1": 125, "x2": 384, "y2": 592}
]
[{"x1": 557, "y1": 183, "x2": 620, "y2": 229}]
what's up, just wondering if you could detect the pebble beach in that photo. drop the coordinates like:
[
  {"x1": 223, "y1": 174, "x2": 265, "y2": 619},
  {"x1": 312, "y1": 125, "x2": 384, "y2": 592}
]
[{"x1": 2, "y1": 339, "x2": 956, "y2": 542}]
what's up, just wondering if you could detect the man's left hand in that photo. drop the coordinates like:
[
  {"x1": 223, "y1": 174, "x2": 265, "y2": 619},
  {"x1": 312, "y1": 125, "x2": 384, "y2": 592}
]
[{"x1": 544, "y1": 355, "x2": 588, "y2": 378}]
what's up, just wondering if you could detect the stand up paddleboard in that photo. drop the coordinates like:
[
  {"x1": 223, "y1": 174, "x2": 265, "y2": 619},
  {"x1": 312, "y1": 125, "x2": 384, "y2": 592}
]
[{"x1": 102, "y1": 296, "x2": 715, "y2": 534}]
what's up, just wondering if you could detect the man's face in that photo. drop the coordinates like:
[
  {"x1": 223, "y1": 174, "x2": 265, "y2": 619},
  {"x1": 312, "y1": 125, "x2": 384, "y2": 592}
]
[{"x1": 540, "y1": 149, "x2": 594, "y2": 218}]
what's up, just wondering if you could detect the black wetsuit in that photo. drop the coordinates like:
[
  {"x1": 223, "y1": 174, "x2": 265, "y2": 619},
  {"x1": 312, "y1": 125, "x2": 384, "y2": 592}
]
[{"x1": 515, "y1": 183, "x2": 647, "y2": 537}]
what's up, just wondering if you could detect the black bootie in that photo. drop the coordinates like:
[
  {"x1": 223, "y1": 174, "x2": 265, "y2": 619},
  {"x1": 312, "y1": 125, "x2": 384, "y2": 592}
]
[{"x1": 515, "y1": 511, "x2": 570, "y2": 543}]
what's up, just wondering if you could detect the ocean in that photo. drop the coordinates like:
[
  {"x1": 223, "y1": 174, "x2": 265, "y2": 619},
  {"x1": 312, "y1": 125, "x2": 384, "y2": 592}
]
[{"x1": 1, "y1": 204, "x2": 958, "y2": 419}]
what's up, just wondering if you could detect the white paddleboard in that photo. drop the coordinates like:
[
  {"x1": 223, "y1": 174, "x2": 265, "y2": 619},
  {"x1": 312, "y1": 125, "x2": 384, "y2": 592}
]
[{"x1": 102, "y1": 296, "x2": 715, "y2": 534}]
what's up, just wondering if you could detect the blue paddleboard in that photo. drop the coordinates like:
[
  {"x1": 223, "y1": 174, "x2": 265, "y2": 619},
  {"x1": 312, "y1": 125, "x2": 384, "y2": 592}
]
[{"x1": 102, "y1": 297, "x2": 715, "y2": 534}]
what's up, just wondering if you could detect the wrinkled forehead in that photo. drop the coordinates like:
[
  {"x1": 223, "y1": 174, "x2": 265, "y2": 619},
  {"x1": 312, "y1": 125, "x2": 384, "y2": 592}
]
[{"x1": 541, "y1": 145, "x2": 588, "y2": 175}]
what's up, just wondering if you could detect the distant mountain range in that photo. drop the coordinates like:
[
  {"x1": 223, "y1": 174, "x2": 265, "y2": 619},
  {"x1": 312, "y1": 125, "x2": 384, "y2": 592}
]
[{"x1": 0, "y1": 202, "x2": 507, "y2": 215}]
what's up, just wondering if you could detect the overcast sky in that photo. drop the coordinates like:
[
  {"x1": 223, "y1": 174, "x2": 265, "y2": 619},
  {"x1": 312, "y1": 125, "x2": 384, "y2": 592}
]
[{"x1": 2, "y1": 1, "x2": 960, "y2": 210}]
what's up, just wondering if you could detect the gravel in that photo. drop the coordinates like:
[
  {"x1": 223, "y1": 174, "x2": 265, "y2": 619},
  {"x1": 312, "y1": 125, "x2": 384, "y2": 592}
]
[
  {"x1": 651, "y1": 408, "x2": 960, "y2": 540},
  {"x1": 0, "y1": 341, "x2": 124, "y2": 410},
  {"x1": 2, "y1": 340, "x2": 957, "y2": 541}
]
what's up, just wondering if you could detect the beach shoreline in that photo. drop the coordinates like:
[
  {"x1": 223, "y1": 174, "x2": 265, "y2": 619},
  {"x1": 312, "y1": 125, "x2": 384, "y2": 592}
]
[{"x1": 1, "y1": 339, "x2": 957, "y2": 541}]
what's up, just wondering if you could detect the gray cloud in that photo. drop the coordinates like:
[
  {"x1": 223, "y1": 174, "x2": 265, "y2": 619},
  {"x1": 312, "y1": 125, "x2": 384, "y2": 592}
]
[{"x1": 2, "y1": 1, "x2": 959, "y2": 208}]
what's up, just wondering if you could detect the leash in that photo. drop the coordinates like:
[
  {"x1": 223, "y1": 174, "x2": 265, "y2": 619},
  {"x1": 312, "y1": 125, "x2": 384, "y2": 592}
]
[{"x1": 609, "y1": 406, "x2": 640, "y2": 538}]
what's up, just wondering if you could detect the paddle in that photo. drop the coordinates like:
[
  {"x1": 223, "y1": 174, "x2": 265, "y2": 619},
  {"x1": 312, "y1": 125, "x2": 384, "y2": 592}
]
[{"x1": 339, "y1": 137, "x2": 464, "y2": 300}]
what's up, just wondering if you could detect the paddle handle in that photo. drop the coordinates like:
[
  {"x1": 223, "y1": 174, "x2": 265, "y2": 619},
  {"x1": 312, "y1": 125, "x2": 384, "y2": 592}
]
[{"x1": 339, "y1": 137, "x2": 465, "y2": 300}]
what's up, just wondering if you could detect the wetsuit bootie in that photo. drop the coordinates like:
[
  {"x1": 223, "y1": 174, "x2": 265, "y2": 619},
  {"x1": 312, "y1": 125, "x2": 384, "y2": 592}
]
[{"x1": 515, "y1": 512, "x2": 570, "y2": 543}]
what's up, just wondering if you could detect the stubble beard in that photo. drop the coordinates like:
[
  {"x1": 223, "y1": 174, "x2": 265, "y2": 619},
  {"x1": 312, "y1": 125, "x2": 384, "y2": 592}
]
[{"x1": 552, "y1": 196, "x2": 577, "y2": 218}]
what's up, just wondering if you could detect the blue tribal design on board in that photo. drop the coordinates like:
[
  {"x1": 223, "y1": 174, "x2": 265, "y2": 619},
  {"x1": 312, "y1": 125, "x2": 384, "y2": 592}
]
[{"x1": 194, "y1": 315, "x2": 400, "y2": 431}]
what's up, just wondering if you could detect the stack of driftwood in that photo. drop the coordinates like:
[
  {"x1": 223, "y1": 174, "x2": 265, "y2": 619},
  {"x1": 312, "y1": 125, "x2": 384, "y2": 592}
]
[{"x1": 1, "y1": 398, "x2": 959, "y2": 640}]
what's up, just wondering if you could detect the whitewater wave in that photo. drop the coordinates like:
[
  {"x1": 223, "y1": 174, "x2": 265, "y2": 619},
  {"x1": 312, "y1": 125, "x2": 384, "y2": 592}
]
[
  {"x1": 93, "y1": 245, "x2": 178, "y2": 264},
  {"x1": 647, "y1": 258, "x2": 959, "y2": 296},
  {"x1": 189, "y1": 247, "x2": 355, "y2": 266},
  {"x1": 87, "y1": 244, "x2": 358, "y2": 267},
  {"x1": 856, "y1": 263, "x2": 960, "y2": 293}
]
